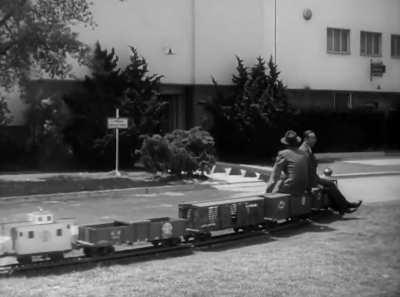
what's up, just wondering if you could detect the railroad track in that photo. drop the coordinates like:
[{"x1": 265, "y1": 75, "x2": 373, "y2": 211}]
[
  {"x1": 0, "y1": 244, "x2": 192, "y2": 276},
  {"x1": 0, "y1": 217, "x2": 318, "y2": 276}
]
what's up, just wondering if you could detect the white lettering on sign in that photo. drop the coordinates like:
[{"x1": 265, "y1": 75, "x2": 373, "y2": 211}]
[{"x1": 107, "y1": 118, "x2": 128, "y2": 129}]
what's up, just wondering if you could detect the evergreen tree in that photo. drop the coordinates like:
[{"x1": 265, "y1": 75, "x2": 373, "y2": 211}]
[
  {"x1": 63, "y1": 43, "x2": 167, "y2": 169},
  {"x1": 63, "y1": 42, "x2": 125, "y2": 168},
  {"x1": 201, "y1": 55, "x2": 293, "y2": 158},
  {"x1": 121, "y1": 46, "x2": 168, "y2": 136}
]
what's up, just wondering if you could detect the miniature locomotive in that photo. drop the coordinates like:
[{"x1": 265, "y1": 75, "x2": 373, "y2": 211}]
[{"x1": 0, "y1": 187, "x2": 331, "y2": 264}]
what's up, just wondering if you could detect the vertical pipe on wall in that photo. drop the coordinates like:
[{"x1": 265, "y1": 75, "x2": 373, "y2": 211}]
[
  {"x1": 191, "y1": 0, "x2": 196, "y2": 85},
  {"x1": 274, "y1": 0, "x2": 277, "y2": 63}
]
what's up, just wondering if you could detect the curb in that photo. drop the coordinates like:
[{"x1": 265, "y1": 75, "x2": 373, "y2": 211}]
[
  {"x1": 333, "y1": 171, "x2": 400, "y2": 179},
  {"x1": 215, "y1": 161, "x2": 400, "y2": 179}
]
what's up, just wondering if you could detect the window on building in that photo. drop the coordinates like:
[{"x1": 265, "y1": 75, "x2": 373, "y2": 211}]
[
  {"x1": 360, "y1": 31, "x2": 382, "y2": 57},
  {"x1": 28, "y1": 231, "x2": 34, "y2": 239},
  {"x1": 391, "y1": 34, "x2": 400, "y2": 58},
  {"x1": 327, "y1": 28, "x2": 350, "y2": 54},
  {"x1": 56, "y1": 229, "x2": 63, "y2": 236}
]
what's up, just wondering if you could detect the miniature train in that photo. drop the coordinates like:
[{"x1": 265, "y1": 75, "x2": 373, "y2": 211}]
[{"x1": 0, "y1": 187, "x2": 330, "y2": 264}]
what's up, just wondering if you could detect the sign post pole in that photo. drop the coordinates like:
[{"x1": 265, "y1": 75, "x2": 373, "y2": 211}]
[
  {"x1": 107, "y1": 110, "x2": 128, "y2": 176},
  {"x1": 115, "y1": 108, "x2": 120, "y2": 176}
]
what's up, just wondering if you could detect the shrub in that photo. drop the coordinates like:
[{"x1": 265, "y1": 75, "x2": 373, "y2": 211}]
[
  {"x1": 138, "y1": 127, "x2": 216, "y2": 177},
  {"x1": 138, "y1": 134, "x2": 171, "y2": 173},
  {"x1": 24, "y1": 95, "x2": 72, "y2": 168}
]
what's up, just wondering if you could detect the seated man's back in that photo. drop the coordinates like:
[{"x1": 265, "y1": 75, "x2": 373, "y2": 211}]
[{"x1": 266, "y1": 130, "x2": 309, "y2": 196}]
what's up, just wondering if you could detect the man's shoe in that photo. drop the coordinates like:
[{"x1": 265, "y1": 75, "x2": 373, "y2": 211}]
[
  {"x1": 348, "y1": 200, "x2": 362, "y2": 209},
  {"x1": 344, "y1": 207, "x2": 358, "y2": 214}
]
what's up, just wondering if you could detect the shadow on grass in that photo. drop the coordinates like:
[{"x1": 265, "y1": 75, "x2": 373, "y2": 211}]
[
  {"x1": 6, "y1": 248, "x2": 194, "y2": 279},
  {"x1": 199, "y1": 233, "x2": 276, "y2": 252},
  {"x1": 312, "y1": 211, "x2": 364, "y2": 224},
  {"x1": 270, "y1": 221, "x2": 336, "y2": 238}
]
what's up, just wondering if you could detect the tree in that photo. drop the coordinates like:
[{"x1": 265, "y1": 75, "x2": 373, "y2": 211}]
[
  {"x1": 63, "y1": 42, "x2": 125, "y2": 168},
  {"x1": 0, "y1": 0, "x2": 94, "y2": 88},
  {"x1": 0, "y1": 96, "x2": 11, "y2": 126},
  {"x1": 63, "y1": 43, "x2": 168, "y2": 169},
  {"x1": 201, "y1": 56, "x2": 294, "y2": 158}
]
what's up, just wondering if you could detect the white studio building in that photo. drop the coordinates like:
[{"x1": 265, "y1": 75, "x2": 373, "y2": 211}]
[{"x1": 5, "y1": 0, "x2": 400, "y2": 131}]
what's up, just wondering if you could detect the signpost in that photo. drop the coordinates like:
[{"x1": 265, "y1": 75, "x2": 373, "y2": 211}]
[{"x1": 107, "y1": 109, "x2": 128, "y2": 176}]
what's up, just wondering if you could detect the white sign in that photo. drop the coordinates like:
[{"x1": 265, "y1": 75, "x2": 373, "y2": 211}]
[{"x1": 107, "y1": 118, "x2": 128, "y2": 129}]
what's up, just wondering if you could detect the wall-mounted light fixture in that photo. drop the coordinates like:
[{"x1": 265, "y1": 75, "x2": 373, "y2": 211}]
[
  {"x1": 163, "y1": 46, "x2": 176, "y2": 55},
  {"x1": 303, "y1": 8, "x2": 312, "y2": 21}
]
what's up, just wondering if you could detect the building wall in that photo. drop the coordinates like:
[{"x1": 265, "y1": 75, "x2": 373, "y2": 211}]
[
  {"x1": 276, "y1": 0, "x2": 400, "y2": 93},
  {"x1": 4, "y1": 0, "x2": 400, "y2": 125}
]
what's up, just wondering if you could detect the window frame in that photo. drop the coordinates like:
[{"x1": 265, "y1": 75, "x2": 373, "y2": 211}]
[
  {"x1": 327, "y1": 27, "x2": 351, "y2": 55},
  {"x1": 28, "y1": 231, "x2": 34, "y2": 239},
  {"x1": 360, "y1": 31, "x2": 382, "y2": 57},
  {"x1": 391, "y1": 34, "x2": 400, "y2": 58}
]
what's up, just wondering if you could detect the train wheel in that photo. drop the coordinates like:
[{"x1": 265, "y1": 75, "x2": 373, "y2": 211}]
[
  {"x1": 50, "y1": 253, "x2": 64, "y2": 262},
  {"x1": 151, "y1": 240, "x2": 161, "y2": 247},
  {"x1": 83, "y1": 247, "x2": 94, "y2": 257},
  {"x1": 199, "y1": 232, "x2": 211, "y2": 241},
  {"x1": 98, "y1": 246, "x2": 114, "y2": 256},
  {"x1": 17, "y1": 256, "x2": 32, "y2": 265},
  {"x1": 169, "y1": 237, "x2": 181, "y2": 246}
]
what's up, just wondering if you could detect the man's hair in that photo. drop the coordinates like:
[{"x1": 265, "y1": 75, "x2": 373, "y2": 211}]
[{"x1": 303, "y1": 130, "x2": 315, "y2": 139}]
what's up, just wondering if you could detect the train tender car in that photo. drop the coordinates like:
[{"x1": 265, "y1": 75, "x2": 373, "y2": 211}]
[
  {"x1": 0, "y1": 211, "x2": 75, "y2": 264},
  {"x1": 310, "y1": 187, "x2": 331, "y2": 211},
  {"x1": 77, "y1": 217, "x2": 186, "y2": 256},
  {"x1": 259, "y1": 193, "x2": 291, "y2": 222},
  {"x1": 178, "y1": 196, "x2": 265, "y2": 240},
  {"x1": 260, "y1": 192, "x2": 312, "y2": 222}
]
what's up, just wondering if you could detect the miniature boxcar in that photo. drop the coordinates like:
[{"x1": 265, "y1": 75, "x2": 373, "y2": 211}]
[{"x1": 179, "y1": 196, "x2": 264, "y2": 239}]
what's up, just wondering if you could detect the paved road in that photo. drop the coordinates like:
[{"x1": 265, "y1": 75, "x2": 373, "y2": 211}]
[{"x1": 0, "y1": 175, "x2": 399, "y2": 225}]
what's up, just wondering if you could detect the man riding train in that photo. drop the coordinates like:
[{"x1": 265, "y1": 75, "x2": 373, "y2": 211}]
[{"x1": 266, "y1": 130, "x2": 362, "y2": 215}]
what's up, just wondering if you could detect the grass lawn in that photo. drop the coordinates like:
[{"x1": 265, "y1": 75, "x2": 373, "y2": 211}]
[
  {"x1": 0, "y1": 173, "x2": 191, "y2": 198},
  {"x1": 1, "y1": 200, "x2": 399, "y2": 297}
]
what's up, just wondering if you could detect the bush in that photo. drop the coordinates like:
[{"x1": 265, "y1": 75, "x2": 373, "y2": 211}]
[
  {"x1": 24, "y1": 95, "x2": 73, "y2": 168},
  {"x1": 138, "y1": 127, "x2": 216, "y2": 177}
]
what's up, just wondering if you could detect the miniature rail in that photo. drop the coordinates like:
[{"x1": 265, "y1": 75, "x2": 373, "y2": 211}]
[{"x1": 0, "y1": 244, "x2": 192, "y2": 276}]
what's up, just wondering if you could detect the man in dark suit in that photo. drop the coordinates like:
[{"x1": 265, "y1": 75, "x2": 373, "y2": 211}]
[
  {"x1": 299, "y1": 130, "x2": 362, "y2": 214},
  {"x1": 266, "y1": 130, "x2": 309, "y2": 196}
]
